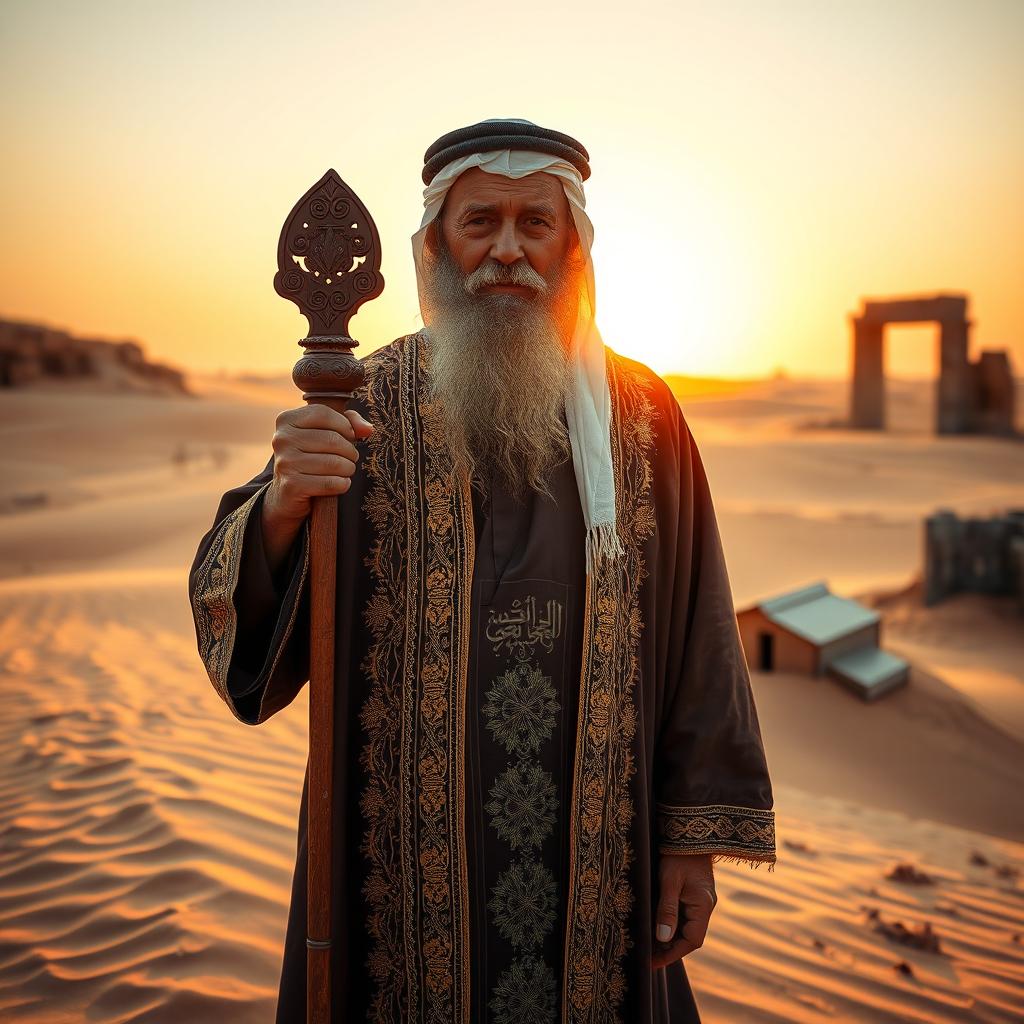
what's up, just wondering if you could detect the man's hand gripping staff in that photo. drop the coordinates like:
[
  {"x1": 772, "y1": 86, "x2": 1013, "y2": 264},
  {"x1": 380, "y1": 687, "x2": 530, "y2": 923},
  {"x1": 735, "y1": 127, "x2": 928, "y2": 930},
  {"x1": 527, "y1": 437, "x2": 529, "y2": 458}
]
[{"x1": 260, "y1": 405, "x2": 375, "y2": 576}]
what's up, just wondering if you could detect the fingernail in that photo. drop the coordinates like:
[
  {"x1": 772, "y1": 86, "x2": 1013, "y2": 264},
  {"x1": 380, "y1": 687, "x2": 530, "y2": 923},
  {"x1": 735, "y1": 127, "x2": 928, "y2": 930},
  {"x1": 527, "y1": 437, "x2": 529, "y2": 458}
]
[{"x1": 656, "y1": 924, "x2": 672, "y2": 942}]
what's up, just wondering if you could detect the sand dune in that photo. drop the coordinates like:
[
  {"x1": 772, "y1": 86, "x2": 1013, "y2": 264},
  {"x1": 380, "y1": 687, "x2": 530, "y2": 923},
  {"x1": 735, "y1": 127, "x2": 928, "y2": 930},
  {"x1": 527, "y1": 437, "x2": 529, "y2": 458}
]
[
  {"x1": 0, "y1": 577, "x2": 307, "y2": 1022},
  {"x1": 0, "y1": 374, "x2": 1021, "y2": 1022}
]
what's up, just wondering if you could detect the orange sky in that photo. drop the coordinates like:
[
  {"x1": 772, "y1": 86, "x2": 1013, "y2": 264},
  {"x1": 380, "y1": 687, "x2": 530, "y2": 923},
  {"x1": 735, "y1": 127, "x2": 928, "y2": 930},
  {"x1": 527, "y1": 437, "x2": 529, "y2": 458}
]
[{"x1": 1, "y1": 0, "x2": 1021, "y2": 379}]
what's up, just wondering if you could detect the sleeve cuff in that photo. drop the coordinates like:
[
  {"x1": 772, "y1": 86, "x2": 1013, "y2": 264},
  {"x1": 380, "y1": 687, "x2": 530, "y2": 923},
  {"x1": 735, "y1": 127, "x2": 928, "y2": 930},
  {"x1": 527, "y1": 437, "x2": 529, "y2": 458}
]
[
  {"x1": 190, "y1": 480, "x2": 310, "y2": 723},
  {"x1": 656, "y1": 803, "x2": 776, "y2": 865}
]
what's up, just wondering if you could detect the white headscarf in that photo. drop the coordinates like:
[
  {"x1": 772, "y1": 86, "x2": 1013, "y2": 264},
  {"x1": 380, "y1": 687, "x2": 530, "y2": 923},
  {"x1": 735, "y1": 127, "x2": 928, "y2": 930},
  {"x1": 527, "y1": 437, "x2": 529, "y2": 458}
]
[{"x1": 411, "y1": 147, "x2": 622, "y2": 577}]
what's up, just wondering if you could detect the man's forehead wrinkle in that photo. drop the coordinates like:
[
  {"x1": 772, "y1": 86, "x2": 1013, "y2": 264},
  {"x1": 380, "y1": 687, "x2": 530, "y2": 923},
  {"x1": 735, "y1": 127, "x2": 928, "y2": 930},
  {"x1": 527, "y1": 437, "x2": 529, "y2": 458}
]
[
  {"x1": 447, "y1": 167, "x2": 564, "y2": 204},
  {"x1": 460, "y1": 200, "x2": 560, "y2": 219}
]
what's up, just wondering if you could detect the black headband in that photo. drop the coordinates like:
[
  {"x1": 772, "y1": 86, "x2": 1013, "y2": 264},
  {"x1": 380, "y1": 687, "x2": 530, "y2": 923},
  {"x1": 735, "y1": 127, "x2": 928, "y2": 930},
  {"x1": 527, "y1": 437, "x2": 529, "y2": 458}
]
[{"x1": 422, "y1": 119, "x2": 591, "y2": 185}]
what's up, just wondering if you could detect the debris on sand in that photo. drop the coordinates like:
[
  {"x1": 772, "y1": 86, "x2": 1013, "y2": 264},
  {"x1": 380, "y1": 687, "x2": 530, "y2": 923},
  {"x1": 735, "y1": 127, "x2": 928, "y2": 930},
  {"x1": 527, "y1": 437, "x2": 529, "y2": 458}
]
[
  {"x1": 784, "y1": 839, "x2": 816, "y2": 855},
  {"x1": 886, "y1": 862, "x2": 934, "y2": 885},
  {"x1": 874, "y1": 917, "x2": 942, "y2": 954}
]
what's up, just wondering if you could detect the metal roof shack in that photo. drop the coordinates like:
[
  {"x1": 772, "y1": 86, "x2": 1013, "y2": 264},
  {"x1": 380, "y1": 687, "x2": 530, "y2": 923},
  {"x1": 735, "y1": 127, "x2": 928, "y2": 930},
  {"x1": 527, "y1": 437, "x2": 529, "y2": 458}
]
[{"x1": 737, "y1": 581, "x2": 909, "y2": 701}]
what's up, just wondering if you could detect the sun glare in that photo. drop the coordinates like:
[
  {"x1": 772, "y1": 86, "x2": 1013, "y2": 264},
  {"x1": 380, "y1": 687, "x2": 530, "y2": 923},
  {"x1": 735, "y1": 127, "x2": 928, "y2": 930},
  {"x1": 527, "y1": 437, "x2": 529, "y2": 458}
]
[{"x1": 589, "y1": 170, "x2": 765, "y2": 378}]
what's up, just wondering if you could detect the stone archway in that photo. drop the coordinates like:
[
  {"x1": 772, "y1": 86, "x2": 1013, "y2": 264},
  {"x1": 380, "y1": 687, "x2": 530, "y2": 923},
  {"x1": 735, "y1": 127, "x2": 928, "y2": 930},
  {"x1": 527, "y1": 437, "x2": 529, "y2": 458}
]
[{"x1": 849, "y1": 292, "x2": 1016, "y2": 435}]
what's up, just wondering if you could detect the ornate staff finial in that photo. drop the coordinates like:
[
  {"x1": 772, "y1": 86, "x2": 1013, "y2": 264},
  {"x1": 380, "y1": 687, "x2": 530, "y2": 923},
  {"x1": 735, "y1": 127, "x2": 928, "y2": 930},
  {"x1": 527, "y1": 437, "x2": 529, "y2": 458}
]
[{"x1": 274, "y1": 168, "x2": 385, "y2": 404}]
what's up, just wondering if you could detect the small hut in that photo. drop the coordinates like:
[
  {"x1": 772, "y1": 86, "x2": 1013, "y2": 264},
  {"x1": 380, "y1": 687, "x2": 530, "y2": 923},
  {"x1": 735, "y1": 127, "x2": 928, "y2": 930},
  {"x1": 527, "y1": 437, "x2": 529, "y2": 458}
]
[{"x1": 736, "y1": 581, "x2": 909, "y2": 700}]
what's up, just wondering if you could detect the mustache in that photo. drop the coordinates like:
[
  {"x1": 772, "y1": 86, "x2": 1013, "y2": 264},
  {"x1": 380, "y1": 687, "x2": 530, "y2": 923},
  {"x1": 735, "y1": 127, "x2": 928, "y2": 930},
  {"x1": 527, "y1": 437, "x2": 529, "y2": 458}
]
[{"x1": 463, "y1": 258, "x2": 549, "y2": 295}]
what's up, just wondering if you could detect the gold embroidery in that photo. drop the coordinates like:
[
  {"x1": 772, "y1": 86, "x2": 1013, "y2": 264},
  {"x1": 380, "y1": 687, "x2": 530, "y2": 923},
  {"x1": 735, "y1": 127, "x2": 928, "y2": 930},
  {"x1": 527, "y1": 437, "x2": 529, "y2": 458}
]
[
  {"x1": 563, "y1": 351, "x2": 659, "y2": 1022},
  {"x1": 358, "y1": 333, "x2": 472, "y2": 1023},
  {"x1": 190, "y1": 480, "x2": 310, "y2": 725},
  {"x1": 656, "y1": 803, "x2": 776, "y2": 864}
]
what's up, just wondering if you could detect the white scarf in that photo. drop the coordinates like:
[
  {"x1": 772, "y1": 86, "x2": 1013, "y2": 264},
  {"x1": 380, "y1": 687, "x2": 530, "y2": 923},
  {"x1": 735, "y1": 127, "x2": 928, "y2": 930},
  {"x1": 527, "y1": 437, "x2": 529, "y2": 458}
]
[{"x1": 411, "y1": 149, "x2": 621, "y2": 577}]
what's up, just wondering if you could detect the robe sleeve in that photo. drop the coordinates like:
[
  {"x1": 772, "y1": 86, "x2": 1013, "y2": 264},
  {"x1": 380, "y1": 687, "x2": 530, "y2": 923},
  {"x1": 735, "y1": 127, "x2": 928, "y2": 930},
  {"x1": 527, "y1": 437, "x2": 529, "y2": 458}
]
[
  {"x1": 653, "y1": 405, "x2": 776, "y2": 866},
  {"x1": 188, "y1": 454, "x2": 311, "y2": 726}
]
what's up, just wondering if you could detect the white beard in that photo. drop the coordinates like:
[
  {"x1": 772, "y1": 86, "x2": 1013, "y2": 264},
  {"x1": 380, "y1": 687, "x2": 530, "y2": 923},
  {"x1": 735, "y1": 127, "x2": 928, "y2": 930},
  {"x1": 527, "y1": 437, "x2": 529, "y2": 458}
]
[{"x1": 420, "y1": 239, "x2": 581, "y2": 500}]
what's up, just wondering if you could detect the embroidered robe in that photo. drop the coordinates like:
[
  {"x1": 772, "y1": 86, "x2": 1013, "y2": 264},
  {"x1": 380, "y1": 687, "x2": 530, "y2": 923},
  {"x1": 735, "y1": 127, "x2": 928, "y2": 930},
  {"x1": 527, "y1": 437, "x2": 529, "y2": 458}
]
[{"x1": 188, "y1": 332, "x2": 775, "y2": 1023}]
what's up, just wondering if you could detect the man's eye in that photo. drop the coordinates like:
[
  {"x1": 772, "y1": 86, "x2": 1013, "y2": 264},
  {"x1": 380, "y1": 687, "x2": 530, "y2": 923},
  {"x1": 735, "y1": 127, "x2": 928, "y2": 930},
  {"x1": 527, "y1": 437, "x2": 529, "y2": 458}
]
[
  {"x1": 528, "y1": 217, "x2": 550, "y2": 227},
  {"x1": 467, "y1": 217, "x2": 488, "y2": 226}
]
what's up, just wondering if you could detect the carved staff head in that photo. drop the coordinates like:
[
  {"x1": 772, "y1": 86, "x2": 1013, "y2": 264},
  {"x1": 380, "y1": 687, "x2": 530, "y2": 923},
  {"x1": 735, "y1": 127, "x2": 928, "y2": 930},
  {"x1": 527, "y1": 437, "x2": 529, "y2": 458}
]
[{"x1": 274, "y1": 168, "x2": 384, "y2": 404}]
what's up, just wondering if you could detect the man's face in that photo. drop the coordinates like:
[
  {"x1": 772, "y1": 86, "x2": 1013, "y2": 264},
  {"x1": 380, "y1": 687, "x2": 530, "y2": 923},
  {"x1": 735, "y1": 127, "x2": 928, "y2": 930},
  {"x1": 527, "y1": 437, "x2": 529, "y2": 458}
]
[
  {"x1": 420, "y1": 166, "x2": 581, "y2": 498},
  {"x1": 437, "y1": 167, "x2": 575, "y2": 291}
]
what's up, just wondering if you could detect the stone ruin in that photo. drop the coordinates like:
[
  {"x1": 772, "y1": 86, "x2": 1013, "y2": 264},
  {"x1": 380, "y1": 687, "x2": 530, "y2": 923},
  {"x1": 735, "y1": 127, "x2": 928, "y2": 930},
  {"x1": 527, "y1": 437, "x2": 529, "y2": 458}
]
[
  {"x1": 0, "y1": 317, "x2": 189, "y2": 394},
  {"x1": 924, "y1": 509, "x2": 1024, "y2": 611},
  {"x1": 849, "y1": 293, "x2": 1017, "y2": 436}
]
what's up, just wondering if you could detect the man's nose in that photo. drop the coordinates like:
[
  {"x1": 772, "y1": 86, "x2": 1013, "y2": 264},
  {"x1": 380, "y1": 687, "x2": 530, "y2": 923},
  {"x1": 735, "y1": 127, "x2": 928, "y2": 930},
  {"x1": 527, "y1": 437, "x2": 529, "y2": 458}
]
[{"x1": 489, "y1": 220, "x2": 524, "y2": 265}]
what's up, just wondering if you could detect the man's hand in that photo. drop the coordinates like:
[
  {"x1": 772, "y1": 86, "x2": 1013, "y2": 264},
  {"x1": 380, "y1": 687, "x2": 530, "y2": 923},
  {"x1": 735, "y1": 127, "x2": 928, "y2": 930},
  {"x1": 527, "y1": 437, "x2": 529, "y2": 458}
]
[
  {"x1": 261, "y1": 404, "x2": 374, "y2": 574},
  {"x1": 652, "y1": 853, "x2": 716, "y2": 969}
]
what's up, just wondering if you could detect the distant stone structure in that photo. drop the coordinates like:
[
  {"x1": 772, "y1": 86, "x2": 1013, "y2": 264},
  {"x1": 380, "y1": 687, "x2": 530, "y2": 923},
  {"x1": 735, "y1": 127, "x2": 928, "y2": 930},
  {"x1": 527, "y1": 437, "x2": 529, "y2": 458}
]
[
  {"x1": 924, "y1": 509, "x2": 1024, "y2": 610},
  {"x1": 849, "y1": 293, "x2": 1016, "y2": 435},
  {"x1": 0, "y1": 317, "x2": 189, "y2": 394}
]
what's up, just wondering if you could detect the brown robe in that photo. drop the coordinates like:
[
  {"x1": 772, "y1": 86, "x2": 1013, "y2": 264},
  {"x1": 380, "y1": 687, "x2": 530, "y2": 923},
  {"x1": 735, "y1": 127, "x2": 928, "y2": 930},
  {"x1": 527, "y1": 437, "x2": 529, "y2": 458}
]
[{"x1": 188, "y1": 332, "x2": 775, "y2": 1023}]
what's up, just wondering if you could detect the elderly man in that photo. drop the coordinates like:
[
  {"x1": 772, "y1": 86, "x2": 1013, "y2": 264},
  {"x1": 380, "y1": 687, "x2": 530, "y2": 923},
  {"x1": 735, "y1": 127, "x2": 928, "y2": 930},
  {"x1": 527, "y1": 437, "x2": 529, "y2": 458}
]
[{"x1": 189, "y1": 118, "x2": 775, "y2": 1024}]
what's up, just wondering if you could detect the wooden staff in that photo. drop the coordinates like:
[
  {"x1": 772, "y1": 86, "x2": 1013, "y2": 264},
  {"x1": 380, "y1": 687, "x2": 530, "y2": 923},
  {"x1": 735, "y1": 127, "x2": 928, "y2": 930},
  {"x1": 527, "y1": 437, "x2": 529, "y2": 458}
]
[{"x1": 273, "y1": 169, "x2": 385, "y2": 1024}]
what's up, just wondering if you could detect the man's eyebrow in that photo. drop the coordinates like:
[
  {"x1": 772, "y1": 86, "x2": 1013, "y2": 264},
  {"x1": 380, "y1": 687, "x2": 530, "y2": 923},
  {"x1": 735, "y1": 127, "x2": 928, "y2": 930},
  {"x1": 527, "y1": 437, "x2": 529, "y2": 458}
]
[
  {"x1": 459, "y1": 201, "x2": 559, "y2": 220},
  {"x1": 523, "y1": 203, "x2": 558, "y2": 220}
]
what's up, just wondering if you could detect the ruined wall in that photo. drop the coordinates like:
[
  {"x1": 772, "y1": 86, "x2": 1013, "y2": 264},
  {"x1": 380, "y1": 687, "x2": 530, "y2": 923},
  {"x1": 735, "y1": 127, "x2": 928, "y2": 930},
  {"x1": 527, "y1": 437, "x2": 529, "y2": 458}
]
[
  {"x1": 969, "y1": 350, "x2": 1016, "y2": 436},
  {"x1": 924, "y1": 509, "x2": 1024, "y2": 608}
]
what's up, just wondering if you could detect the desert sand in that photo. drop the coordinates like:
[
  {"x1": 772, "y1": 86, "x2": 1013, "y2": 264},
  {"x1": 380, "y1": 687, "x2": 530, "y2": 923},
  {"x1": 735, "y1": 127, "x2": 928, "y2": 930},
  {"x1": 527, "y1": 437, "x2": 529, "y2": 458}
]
[{"x1": 0, "y1": 370, "x2": 1022, "y2": 1022}]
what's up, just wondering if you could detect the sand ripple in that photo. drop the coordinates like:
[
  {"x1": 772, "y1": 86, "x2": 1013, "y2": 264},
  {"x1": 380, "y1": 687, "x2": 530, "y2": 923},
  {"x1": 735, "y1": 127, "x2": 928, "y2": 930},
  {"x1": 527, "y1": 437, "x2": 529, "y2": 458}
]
[
  {"x1": 0, "y1": 580, "x2": 306, "y2": 1022},
  {"x1": 689, "y1": 792, "x2": 1024, "y2": 1022}
]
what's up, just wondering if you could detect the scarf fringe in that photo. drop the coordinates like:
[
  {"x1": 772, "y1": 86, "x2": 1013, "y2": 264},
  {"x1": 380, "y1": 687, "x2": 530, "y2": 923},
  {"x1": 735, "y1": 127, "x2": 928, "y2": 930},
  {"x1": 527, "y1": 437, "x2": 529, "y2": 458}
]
[{"x1": 585, "y1": 522, "x2": 625, "y2": 577}]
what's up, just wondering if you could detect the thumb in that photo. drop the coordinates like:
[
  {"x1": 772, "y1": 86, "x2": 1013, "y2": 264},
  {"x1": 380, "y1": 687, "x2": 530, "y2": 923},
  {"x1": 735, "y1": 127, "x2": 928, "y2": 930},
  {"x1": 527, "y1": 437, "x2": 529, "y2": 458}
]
[
  {"x1": 344, "y1": 409, "x2": 375, "y2": 439},
  {"x1": 655, "y1": 878, "x2": 680, "y2": 943}
]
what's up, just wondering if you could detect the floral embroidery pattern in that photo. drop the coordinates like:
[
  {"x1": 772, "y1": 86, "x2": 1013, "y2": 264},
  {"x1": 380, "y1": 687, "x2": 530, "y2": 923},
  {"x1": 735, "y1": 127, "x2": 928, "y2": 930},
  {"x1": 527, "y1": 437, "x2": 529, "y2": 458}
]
[
  {"x1": 483, "y1": 663, "x2": 558, "y2": 757},
  {"x1": 489, "y1": 956, "x2": 558, "y2": 1023},
  {"x1": 485, "y1": 762, "x2": 559, "y2": 851},
  {"x1": 489, "y1": 859, "x2": 558, "y2": 949},
  {"x1": 483, "y1": 592, "x2": 566, "y2": 1024}
]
